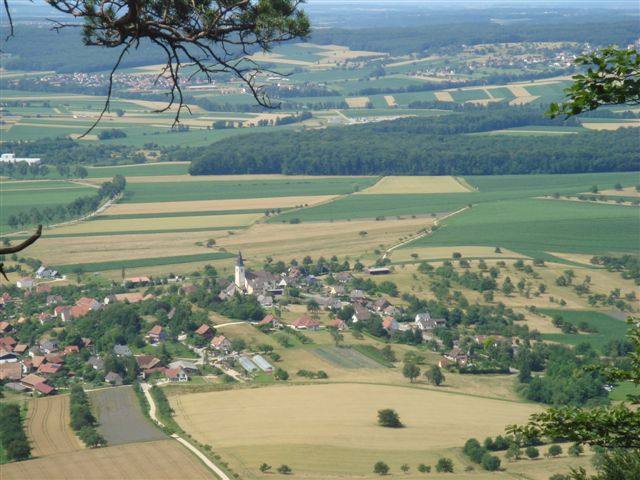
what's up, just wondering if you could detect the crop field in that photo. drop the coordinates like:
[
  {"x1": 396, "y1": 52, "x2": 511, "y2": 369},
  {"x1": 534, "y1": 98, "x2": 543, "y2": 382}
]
[
  {"x1": 86, "y1": 162, "x2": 190, "y2": 178},
  {"x1": 359, "y1": 176, "x2": 470, "y2": 194},
  {"x1": 122, "y1": 177, "x2": 377, "y2": 203},
  {"x1": 1, "y1": 439, "x2": 212, "y2": 480},
  {"x1": 89, "y1": 386, "x2": 166, "y2": 446},
  {"x1": 26, "y1": 395, "x2": 84, "y2": 457},
  {"x1": 313, "y1": 346, "x2": 385, "y2": 369},
  {"x1": 170, "y1": 383, "x2": 540, "y2": 478},
  {"x1": 0, "y1": 180, "x2": 96, "y2": 228},
  {"x1": 539, "y1": 309, "x2": 630, "y2": 352}
]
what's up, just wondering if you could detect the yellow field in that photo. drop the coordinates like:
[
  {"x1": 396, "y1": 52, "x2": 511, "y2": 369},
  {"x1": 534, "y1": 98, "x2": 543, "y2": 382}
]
[
  {"x1": 598, "y1": 187, "x2": 640, "y2": 198},
  {"x1": 26, "y1": 395, "x2": 84, "y2": 457},
  {"x1": 105, "y1": 195, "x2": 338, "y2": 215},
  {"x1": 171, "y1": 383, "x2": 539, "y2": 479},
  {"x1": 581, "y1": 121, "x2": 640, "y2": 131},
  {"x1": 1, "y1": 439, "x2": 212, "y2": 479},
  {"x1": 345, "y1": 96, "x2": 371, "y2": 108},
  {"x1": 360, "y1": 176, "x2": 470, "y2": 194},
  {"x1": 384, "y1": 95, "x2": 397, "y2": 107},
  {"x1": 434, "y1": 91, "x2": 454, "y2": 102},
  {"x1": 389, "y1": 245, "x2": 526, "y2": 262},
  {"x1": 48, "y1": 213, "x2": 260, "y2": 235}
]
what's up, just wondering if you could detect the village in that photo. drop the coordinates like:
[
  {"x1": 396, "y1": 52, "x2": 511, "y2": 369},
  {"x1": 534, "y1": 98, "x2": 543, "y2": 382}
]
[{"x1": 0, "y1": 249, "x2": 530, "y2": 398}]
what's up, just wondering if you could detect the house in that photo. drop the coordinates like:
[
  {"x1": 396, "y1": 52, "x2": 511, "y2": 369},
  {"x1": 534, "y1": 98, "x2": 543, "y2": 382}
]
[
  {"x1": 373, "y1": 298, "x2": 390, "y2": 312},
  {"x1": 54, "y1": 306, "x2": 72, "y2": 322},
  {"x1": 0, "y1": 350, "x2": 18, "y2": 364},
  {"x1": 45, "y1": 353, "x2": 64, "y2": 364},
  {"x1": 0, "y1": 293, "x2": 12, "y2": 308},
  {"x1": 146, "y1": 325, "x2": 166, "y2": 345},
  {"x1": 0, "y1": 362, "x2": 22, "y2": 381},
  {"x1": 257, "y1": 314, "x2": 280, "y2": 329},
  {"x1": 75, "y1": 297, "x2": 101, "y2": 311},
  {"x1": 124, "y1": 276, "x2": 151, "y2": 286},
  {"x1": 37, "y1": 363, "x2": 62, "y2": 375},
  {"x1": 335, "y1": 272, "x2": 353, "y2": 284},
  {"x1": 168, "y1": 360, "x2": 198, "y2": 372},
  {"x1": 165, "y1": 367, "x2": 189, "y2": 382},
  {"x1": 31, "y1": 356, "x2": 46, "y2": 368},
  {"x1": 46, "y1": 295, "x2": 63, "y2": 306},
  {"x1": 0, "y1": 321, "x2": 13, "y2": 334},
  {"x1": 194, "y1": 324, "x2": 214, "y2": 339},
  {"x1": 290, "y1": 315, "x2": 320, "y2": 331},
  {"x1": 0, "y1": 336, "x2": 17, "y2": 350},
  {"x1": 87, "y1": 356, "x2": 104, "y2": 370},
  {"x1": 444, "y1": 347, "x2": 469, "y2": 367},
  {"x1": 36, "y1": 284, "x2": 53, "y2": 294},
  {"x1": 16, "y1": 277, "x2": 35, "y2": 289},
  {"x1": 36, "y1": 266, "x2": 58, "y2": 280},
  {"x1": 211, "y1": 335, "x2": 232, "y2": 353},
  {"x1": 13, "y1": 344, "x2": 28, "y2": 355},
  {"x1": 384, "y1": 305, "x2": 401, "y2": 317},
  {"x1": 38, "y1": 312, "x2": 53, "y2": 325},
  {"x1": 34, "y1": 382, "x2": 55, "y2": 395},
  {"x1": 64, "y1": 345, "x2": 80, "y2": 355},
  {"x1": 4, "y1": 382, "x2": 28, "y2": 392},
  {"x1": 351, "y1": 304, "x2": 371, "y2": 323},
  {"x1": 414, "y1": 313, "x2": 446, "y2": 331},
  {"x1": 257, "y1": 294, "x2": 273, "y2": 308},
  {"x1": 349, "y1": 289, "x2": 366, "y2": 302},
  {"x1": 317, "y1": 297, "x2": 342, "y2": 310},
  {"x1": 180, "y1": 284, "x2": 198, "y2": 295},
  {"x1": 105, "y1": 371, "x2": 123, "y2": 386},
  {"x1": 251, "y1": 354, "x2": 274, "y2": 373},
  {"x1": 329, "y1": 319, "x2": 348, "y2": 331},
  {"x1": 135, "y1": 355, "x2": 161, "y2": 371},
  {"x1": 328, "y1": 285, "x2": 346, "y2": 296},
  {"x1": 382, "y1": 316, "x2": 399, "y2": 332},
  {"x1": 39, "y1": 339, "x2": 59, "y2": 354},
  {"x1": 113, "y1": 344, "x2": 133, "y2": 357},
  {"x1": 21, "y1": 373, "x2": 55, "y2": 394}
]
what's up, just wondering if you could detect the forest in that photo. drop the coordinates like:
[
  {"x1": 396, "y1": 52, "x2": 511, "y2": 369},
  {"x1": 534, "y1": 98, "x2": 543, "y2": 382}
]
[{"x1": 187, "y1": 107, "x2": 639, "y2": 176}]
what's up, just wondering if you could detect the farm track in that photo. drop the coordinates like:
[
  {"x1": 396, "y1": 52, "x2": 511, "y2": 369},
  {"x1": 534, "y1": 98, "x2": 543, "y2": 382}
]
[{"x1": 26, "y1": 395, "x2": 84, "y2": 458}]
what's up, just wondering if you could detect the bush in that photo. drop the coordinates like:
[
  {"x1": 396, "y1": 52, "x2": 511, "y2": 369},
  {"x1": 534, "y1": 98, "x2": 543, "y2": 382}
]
[
  {"x1": 525, "y1": 446, "x2": 540, "y2": 459},
  {"x1": 481, "y1": 453, "x2": 501, "y2": 471},
  {"x1": 435, "y1": 458, "x2": 454, "y2": 473},
  {"x1": 417, "y1": 463, "x2": 431, "y2": 473},
  {"x1": 377, "y1": 409, "x2": 402, "y2": 428},
  {"x1": 274, "y1": 368, "x2": 289, "y2": 381},
  {"x1": 277, "y1": 464, "x2": 292, "y2": 474},
  {"x1": 568, "y1": 443, "x2": 584, "y2": 457},
  {"x1": 548, "y1": 444, "x2": 563, "y2": 457},
  {"x1": 373, "y1": 461, "x2": 390, "y2": 475}
]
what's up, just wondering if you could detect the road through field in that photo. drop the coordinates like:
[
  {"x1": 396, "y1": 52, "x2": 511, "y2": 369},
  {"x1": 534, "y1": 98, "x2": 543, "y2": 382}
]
[{"x1": 26, "y1": 395, "x2": 84, "y2": 457}]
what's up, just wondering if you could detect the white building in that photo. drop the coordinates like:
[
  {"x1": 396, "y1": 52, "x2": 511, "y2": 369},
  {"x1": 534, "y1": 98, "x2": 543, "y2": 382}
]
[
  {"x1": 1, "y1": 153, "x2": 41, "y2": 165},
  {"x1": 235, "y1": 251, "x2": 246, "y2": 289}
]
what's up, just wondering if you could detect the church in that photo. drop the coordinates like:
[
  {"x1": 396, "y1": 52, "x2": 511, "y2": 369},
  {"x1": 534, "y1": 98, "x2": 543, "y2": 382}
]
[{"x1": 220, "y1": 252, "x2": 282, "y2": 299}]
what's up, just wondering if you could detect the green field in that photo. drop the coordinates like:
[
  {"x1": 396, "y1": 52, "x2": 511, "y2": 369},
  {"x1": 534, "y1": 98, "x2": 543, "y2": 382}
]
[
  {"x1": 122, "y1": 177, "x2": 377, "y2": 203},
  {"x1": 86, "y1": 163, "x2": 189, "y2": 178},
  {"x1": 0, "y1": 180, "x2": 96, "y2": 228},
  {"x1": 313, "y1": 346, "x2": 385, "y2": 369},
  {"x1": 52, "y1": 251, "x2": 234, "y2": 273},
  {"x1": 539, "y1": 309, "x2": 631, "y2": 353}
]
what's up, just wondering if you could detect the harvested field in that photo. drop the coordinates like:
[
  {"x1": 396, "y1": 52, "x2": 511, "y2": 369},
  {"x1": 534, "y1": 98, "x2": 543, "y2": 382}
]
[
  {"x1": 171, "y1": 383, "x2": 539, "y2": 478},
  {"x1": 106, "y1": 195, "x2": 338, "y2": 215},
  {"x1": 581, "y1": 121, "x2": 640, "y2": 131},
  {"x1": 49, "y1": 213, "x2": 260, "y2": 235},
  {"x1": 507, "y1": 85, "x2": 539, "y2": 105},
  {"x1": 89, "y1": 386, "x2": 166, "y2": 446},
  {"x1": 1, "y1": 439, "x2": 212, "y2": 480},
  {"x1": 345, "y1": 96, "x2": 371, "y2": 108},
  {"x1": 598, "y1": 187, "x2": 640, "y2": 198},
  {"x1": 383, "y1": 95, "x2": 397, "y2": 107},
  {"x1": 434, "y1": 91, "x2": 454, "y2": 102},
  {"x1": 26, "y1": 395, "x2": 84, "y2": 457},
  {"x1": 360, "y1": 176, "x2": 470, "y2": 194},
  {"x1": 313, "y1": 346, "x2": 384, "y2": 369}
]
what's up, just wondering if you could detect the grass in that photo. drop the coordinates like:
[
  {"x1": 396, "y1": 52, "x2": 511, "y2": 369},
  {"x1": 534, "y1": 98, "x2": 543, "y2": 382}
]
[
  {"x1": 122, "y1": 177, "x2": 377, "y2": 203},
  {"x1": 52, "y1": 251, "x2": 234, "y2": 273},
  {"x1": 312, "y1": 346, "x2": 385, "y2": 369},
  {"x1": 538, "y1": 309, "x2": 630, "y2": 353},
  {"x1": 609, "y1": 381, "x2": 640, "y2": 401},
  {"x1": 351, "y1": 344, "x2": 396, "y2": 367}
]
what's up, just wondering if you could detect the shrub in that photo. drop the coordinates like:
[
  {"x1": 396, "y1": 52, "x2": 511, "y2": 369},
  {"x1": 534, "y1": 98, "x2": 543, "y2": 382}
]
[
  {"x1": 377, "y1": 409, "x2": 402, "y2": 428},
  {"x1": 548, "y1": 444, "x2": 563, "y2": 457},
  {"x1": 277, "y1": 464, "x2": 292, "y2": 474},
  {"x1": 481, "y1": 453, "x2": 501, "y2": 471},
  {"x1": 525, "y1": 446, "x2": 540, "y2": 459},
  {"x1": 373, "y1": 461, "x2": 390, "y2": 475},
  {"x1": 417, "y1": 464, "x2": 431, "y2": 473},
  {"x1": 435, "y1": 458, "x2": 454, "y2": 473}
]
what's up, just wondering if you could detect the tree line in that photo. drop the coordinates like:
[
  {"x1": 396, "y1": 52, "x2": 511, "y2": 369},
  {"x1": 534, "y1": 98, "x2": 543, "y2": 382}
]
[{"x1": 69, "y1": 384, "x2": 106, "y2": 447}]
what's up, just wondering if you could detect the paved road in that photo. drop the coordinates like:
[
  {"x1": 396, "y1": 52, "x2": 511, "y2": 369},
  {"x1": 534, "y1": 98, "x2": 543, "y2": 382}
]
[{"x1": 141, "y1": 383, "x2": 230, "y2": 480}]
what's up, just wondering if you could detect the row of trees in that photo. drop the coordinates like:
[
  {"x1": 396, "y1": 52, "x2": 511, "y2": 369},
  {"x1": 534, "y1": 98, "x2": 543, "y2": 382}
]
[
  {"x1": 0, "y1": 403, "x2": 31, "y2": 461},
  {"x1": 69, "y1": 384, "x2": 106, "y2": 447}
]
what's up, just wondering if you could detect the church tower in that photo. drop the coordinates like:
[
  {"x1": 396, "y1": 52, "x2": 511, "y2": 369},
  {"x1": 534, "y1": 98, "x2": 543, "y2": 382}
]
[{"x1": 234, "y1": 251, "x2": 246, "y2": 289}]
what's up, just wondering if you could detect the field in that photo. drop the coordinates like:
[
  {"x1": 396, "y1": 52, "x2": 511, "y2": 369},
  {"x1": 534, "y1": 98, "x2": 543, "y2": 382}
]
[
  {"x1": 313, "y1": 346, "x2": 386, "y2": 369},
  {"x1": 1, "y1": 439, "x2": 212, "y2": 480},
  {"x1": 539, "y1": 309, "x2": 631, "y2": 352},
  {"x1": 170, "y1": 383, "x2": 540, "y2": 479},
  {"x1": 25, "y1": 395, "x2": 84, "y2": 457},
  {"x1": 89, "y1": 386, "x2": 166, "y2": 446},
  {"x1": 359, "y1": 176, "x2": 470, "y2": 194}
]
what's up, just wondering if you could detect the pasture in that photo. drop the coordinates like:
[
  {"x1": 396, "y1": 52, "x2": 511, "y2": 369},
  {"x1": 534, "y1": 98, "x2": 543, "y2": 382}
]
[
  {"x1": 26, "y1": 395, "x2": 84, "y2": 457},
  {"x1": 89, "y1": 386, "x2": 165, "y2": 445},
  {"x1": 170, "y1": 383, "x2": 539, "y2": 478},
  {"x1": 1, "y1": 439, "x2": 212, "y2": 480}
]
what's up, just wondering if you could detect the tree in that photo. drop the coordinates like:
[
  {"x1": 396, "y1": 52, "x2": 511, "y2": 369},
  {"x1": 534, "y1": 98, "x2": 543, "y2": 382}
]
[
  {"x1": 502, "y1": 277, "x2": 515, "y2": 296},
  {"x1": 548, "y1": 445, "x2": 563, "y2": 458},
  {"x1": 259, "y1": 463, "x2": 271, "y2": 473},
  {"x1": 377, "y1": 409, "x2": 402, "y2": 428},
  {"x1": 402, "y1": 361, "x2": 420, "y2": 383},
  {"x1": 4, "y1": 1, "x2": 311, "y2": 132},
  {"x1": 525, "y1": 446, "x2": 540, "y2": 459},
  {"x1": 435, "y1": 458, "x2": 454, "y2": 473},
  {"x1": 276, "y1": 465, "x2": 292, "y2": 475},
  {"x1": 274, "y1": 368, "x2": 289, "y2": 381},
  {"x1": 329, "y1": 328, "x2": 344, "y2": 347},
  {"x1": 481, "y1": 453, "x2": 501, "y2": 471},
  {"x1": 424, "y1": 365, "x2": 445, "y2": 386},
  {"x1": 548, "y1": 47, "x2": 639, "y2": 118},
  {"x1": 373, "y1": 461, "x2": 389, "y2": 475},
  {"x1": 417, "y1": 464, "x2": 431, "y2": 473},
  {"x1": 306, "y1": 299, "x2": 320, "y2": 316},
  {"x1": 400, "y1": 463, "x2": 410, "y2": 473},
  {"x1": 505, "y1": 443, "x2": 521, "y2": 462},
  {"x1": 568, "y1": 443, "x2": 584, "y2": 457}
]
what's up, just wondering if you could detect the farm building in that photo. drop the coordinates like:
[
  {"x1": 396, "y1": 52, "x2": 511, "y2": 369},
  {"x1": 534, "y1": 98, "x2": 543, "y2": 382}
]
[
  {"x1": 0, "y1": 153, "x2": 40, "y2": 164},
  {"x1": 366, "y1": 267, "x2": 391, "y2": 275},
  {"x1": 105, "y1": 371, "x2": 124, "y2": 386},
  {"x1": 211, "y1": 335, "x2": 232, "y2": 353},
  {"x1": 415, "y1": 312, "x2": 446, "y2": 331},
  {"x1": 195, "y1": 324, "x2": 214, "y2": 339},
  {"x1": 251, "y1": 355, "x2": 274, "y2": 373},
  {"x1": 257, "y1": 314, "x2": 280, "y2": 328},
  {"x1": 238, "y1": 356, "x2": 259, "y2": 373},
  {"x1": 351, "y1": 304, "x2": 371, "y2": 323},
  {"x1": 16, "y1": 277, "x2": 35, "y2": 290},
  {"x1": 290, "y1": 315, "x2": 320, "y2": 330},
  {"x1": 146, "y1": 325, "x2": 167, "y2": 344},
  {"x1": 165, "y1": 367, "x2": 189, "y2": 382}
]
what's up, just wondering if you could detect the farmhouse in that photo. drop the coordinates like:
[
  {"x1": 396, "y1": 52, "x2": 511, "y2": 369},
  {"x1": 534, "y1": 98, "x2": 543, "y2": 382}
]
[
  {"x1": 16, "y1": 277, "x2": 35, "y2": 290},
  {"x1": 0, "y1": 350, "x2": 19, "y2": 364},
  {"x1": 351, "y1": 304, "x2": 371, "y2": 323},
  {"x1": 195, "y1": 324, "x2": 214, "y2": 339},
  {"x1": 257, "y1": 314, "x2": 280, "y2": 328},
  {"x1": 146, "y1": 325, "x2": 167, "y2": 345},
  {"x1": 211, "y1": 335, "x2": 232, "y2": 353},
  {"x1": 124, "y1": 276, "x2": 151, "y2": 286},
  {"x1": 382, "y1": 316, "x2": 399, "y2": 332},
  {"x1": 136, "y1": 355, "x2": 161, "y2": 372},
  {"x1": 290, "y1": 315, "x2": 320, "y2": 330},
  {"x1": 329, "y1": 319, "x2": 348, "y2": 331},
  {"x1": 0, "y1": 362, "x2": 22, "y2": 381},
  {"x1": 415, "y1": 312, "x2": 446, "y2": 331},
  {"x1": 165, "y1": 367, "x2": 189, "y2": 382},
  {"x1": 105, "y1": 371, "x2": 124, "y2": 386}
]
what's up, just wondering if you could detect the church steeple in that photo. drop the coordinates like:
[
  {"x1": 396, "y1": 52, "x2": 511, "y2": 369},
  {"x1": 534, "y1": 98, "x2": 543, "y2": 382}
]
[
  {"x1": 236, "y1": 251, "x2": 244, "y2": 267},
  {"x1": 235, "y1": 251, "x2": 246, "y2": 288}
]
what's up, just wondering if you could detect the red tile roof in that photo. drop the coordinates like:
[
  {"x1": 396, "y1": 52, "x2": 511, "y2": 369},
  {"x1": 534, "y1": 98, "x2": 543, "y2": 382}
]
[
  {"x1": 291, "y1": 315, "x2": 320, "y2": 329},
  {"x1": 34, "y1": 382, "x2": 54, "y2": 395}
]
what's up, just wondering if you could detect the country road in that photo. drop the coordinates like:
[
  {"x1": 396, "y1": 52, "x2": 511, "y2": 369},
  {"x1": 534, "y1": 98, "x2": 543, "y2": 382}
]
[{"x1": 141, "y1": 383, "x2": 231, "y2": 480}]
